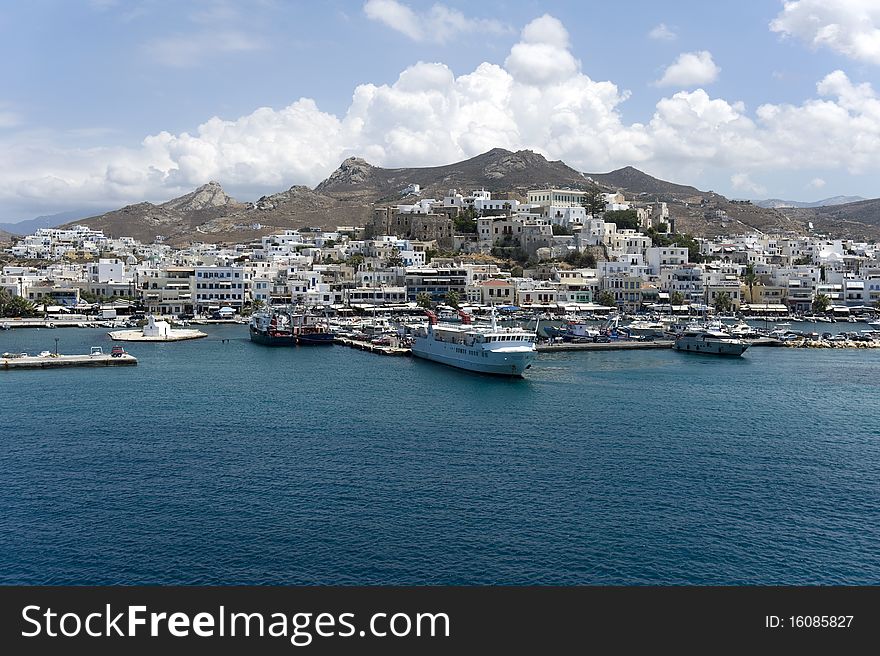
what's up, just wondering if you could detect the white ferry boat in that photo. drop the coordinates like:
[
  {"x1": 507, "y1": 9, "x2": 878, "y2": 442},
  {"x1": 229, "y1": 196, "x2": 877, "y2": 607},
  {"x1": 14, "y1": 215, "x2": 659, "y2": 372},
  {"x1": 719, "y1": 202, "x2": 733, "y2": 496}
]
[
  {"x1": 674, "y1": 324, "x2": 750, "y2": 356},
  {"x1": 411, "y1": 309, "x2": 537, "y2": 376}
]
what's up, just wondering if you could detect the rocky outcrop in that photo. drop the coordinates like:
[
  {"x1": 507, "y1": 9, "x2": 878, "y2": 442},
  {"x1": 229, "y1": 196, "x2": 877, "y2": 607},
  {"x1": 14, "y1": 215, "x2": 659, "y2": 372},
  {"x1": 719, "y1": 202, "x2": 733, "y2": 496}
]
[
  {"x1": 315, "y1": 157, "x2": 374, "y2": 192},
  {"x1": 483, "y1": 150, "x2": 550, "y2": 179},
  {"x1": 160, "y1": 181, "x2": 238, "y2": 212}
]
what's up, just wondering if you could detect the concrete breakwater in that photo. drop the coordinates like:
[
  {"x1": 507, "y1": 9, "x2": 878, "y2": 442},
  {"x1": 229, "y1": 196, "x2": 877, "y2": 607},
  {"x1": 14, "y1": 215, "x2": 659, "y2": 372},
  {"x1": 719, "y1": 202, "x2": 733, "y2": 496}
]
[{"x1": 1, "y1": 352, "x2": 138, "y2": 369}]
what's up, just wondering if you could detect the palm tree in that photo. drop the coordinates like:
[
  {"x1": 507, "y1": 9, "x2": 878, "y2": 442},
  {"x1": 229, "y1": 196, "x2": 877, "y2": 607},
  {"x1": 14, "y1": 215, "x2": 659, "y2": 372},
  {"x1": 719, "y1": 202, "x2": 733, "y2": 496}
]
[
  {"x1": 742, "y1": 263, "x2": 759, "y2": 303},
  {"x1": 444, "y1": 290, "x2": 460, "y2": 309},
  {"x1": 713, "y1": 291, "x2": 733, "y2": 314},
  {"x1": 670, "y1": 290, "x2": 684, "y2": 307},
  {"x1": 812, "y1": 293, "x2": 831, "y2": 314},
  {"x1": 416, "y1": 292, "x2": 433, "y2": 310}
]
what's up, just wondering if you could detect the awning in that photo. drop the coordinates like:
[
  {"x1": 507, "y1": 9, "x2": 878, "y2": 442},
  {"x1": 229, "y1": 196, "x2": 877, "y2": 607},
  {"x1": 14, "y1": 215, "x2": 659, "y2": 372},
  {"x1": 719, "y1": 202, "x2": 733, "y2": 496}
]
[{"x1": 741, "y1": 303, "x2": 788, "y2": 311}]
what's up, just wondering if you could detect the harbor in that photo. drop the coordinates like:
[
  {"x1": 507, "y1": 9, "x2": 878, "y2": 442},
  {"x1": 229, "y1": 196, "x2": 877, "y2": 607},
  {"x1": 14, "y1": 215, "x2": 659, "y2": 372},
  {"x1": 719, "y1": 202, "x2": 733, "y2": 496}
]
[{"x1": 2, "y1": 323, "x2": 879, "y2": 586}]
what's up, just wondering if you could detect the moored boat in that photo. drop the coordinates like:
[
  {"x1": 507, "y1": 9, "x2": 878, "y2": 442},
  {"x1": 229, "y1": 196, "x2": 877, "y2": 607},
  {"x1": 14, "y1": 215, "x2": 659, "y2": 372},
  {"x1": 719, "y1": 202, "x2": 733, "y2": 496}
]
[
  {"x1": 249, "y1": 307, "x2": 336, "y2": 346},
  {"x1": 674, "y1": 324, "x2": 750, "y2": 356},
  {"x1": 249, "y1": 309, "x2": 297, "y2": 346},
  {"x1": 411, "y1": 309, "x2": 537, "y2": 376}
]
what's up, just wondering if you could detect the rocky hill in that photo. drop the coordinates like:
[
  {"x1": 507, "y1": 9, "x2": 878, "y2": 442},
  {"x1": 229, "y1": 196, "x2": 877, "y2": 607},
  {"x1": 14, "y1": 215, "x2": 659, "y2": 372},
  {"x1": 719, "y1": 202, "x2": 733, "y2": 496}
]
[
  {"x1": 777, "y1": 198, "x2": 880, "y2": 240},
  {"x1": 316, "y1": 148, "x2": 588, "y2": 201},
  {"x1": 585, "y1": 166, "x2": 706, "y2": 201},
  {"x1": 755, "y1": 196, "x2": 865, "y2": 209},
  {"x1": 59, "y1": 148, "x2": 878, "y2": 244}
]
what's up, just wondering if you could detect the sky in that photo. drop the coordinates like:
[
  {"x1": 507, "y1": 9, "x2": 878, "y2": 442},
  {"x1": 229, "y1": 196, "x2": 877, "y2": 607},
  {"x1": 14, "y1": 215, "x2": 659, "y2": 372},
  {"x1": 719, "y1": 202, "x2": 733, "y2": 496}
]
[{"x1": 2, "y1": 0, "x2": 880, "y2": 221}]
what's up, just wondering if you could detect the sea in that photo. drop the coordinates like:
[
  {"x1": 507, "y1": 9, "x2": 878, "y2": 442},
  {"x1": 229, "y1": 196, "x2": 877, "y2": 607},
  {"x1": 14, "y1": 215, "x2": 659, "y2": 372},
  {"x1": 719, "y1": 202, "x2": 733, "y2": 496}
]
[{"x1": 1, "y1": 323, "x2": 879, "y2": 585}]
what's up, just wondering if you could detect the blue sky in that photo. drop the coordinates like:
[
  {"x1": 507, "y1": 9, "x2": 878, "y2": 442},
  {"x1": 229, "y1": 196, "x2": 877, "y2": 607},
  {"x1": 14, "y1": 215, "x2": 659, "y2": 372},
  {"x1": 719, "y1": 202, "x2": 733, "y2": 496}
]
[{"x1": 2, "y1": 0, "x2": 880, "y2": 220}]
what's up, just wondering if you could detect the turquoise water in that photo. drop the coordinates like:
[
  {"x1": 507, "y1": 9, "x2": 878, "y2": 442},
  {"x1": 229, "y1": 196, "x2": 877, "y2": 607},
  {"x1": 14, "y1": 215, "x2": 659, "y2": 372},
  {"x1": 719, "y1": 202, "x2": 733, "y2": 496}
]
[{"x1": 2, "y1": 326, "x2": 879, "y2": 584}]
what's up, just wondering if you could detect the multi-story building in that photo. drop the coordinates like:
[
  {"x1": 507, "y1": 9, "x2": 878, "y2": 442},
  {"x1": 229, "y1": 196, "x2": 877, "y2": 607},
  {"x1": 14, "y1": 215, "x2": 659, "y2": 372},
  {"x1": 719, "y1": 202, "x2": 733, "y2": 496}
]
[
  {"x1": 193, "y1": 265, "x2": 250, "y2": 313},
  {"x1": 405, "y1": 266, "x2": 467, "y2": 302}
]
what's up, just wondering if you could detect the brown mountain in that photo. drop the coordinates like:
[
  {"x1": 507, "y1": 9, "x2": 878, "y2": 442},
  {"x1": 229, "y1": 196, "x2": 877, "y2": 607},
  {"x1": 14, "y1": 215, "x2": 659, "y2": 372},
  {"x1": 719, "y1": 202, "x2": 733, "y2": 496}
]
[
  {"x1": 68, "y1": 182, "x2": 249, "y2": 244},
  {"x1": 316, "y1": 148, "x2": 588, "y2": 200},
  {"x1": 585, "y1": 166, "x2": 706, "y2": 201},
  {"x1": 775, "y1": 198, "x2": 880, "y2": 240},
  {"x1": 63, "y1": 149, "x2": 844, "y2": 244}
]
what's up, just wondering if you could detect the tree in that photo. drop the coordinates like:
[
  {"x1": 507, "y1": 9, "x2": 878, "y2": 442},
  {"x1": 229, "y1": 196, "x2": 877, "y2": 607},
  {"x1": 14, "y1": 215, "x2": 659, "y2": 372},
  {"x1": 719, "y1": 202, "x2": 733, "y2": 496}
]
[
  {"x1": 552, "y1": 224, "x2": 573, "y2": 236},
  {"x1": 564, "y1": 250, "x2": 597, "y2": 268},
  {"x1": 444, "y1": 290, "x2": 460, "y2": 309},
  {"x1": 597, "y1": 290, "x2": 617, "y2": 308},
  {"x1": 793, "y1": 255, "x2": 812, "y2": 265},
  {"x1": 742, "y1": 263, "x2": 759, "y2": 303},
  {"x1": 713, "y1": 291, "x2": 733, "y2": 314},
  {"x1": 580, "y1": 187, "x2": 607, "y2": 217},
  {"x1": 0, "y1": 288, "x2": 37, "y2": 318},
  {"x1": 670, "y1": 291, "x2": 685, "y2": 307},
  {"x1": 604, "y1": 209, "x2": 640, "y2": 231},
  {"x1": 346, "y1": 254, "x2": 365, "y2": 269},
  {"x1": 812, "y1": 293, "x2": 831, "y2": 314},
  {"x1": 453, "y1": 207, "x2": 478, "y2": 233},
  {"x1": 385, "y1": 247, "x2": 404, "y2": 267},
  {"x1": 416, "y1": 292, "x2": 433, "y2": 310}
]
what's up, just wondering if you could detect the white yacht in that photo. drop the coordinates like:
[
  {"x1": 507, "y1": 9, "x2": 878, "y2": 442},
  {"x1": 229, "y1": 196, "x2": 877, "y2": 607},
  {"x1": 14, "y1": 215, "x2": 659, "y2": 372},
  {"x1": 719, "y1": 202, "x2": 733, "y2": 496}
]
[
  {"x1": 411, "y1": 309, "x2": 537, "y2": 376},
  {"x1": 674, "y1": 324, "x2": 750, "y2": 356},
  {"x1": 622, "y1": 319, "x2": 668, "y2": 337},
  {"x1": 727, "y1": 321, "x2": 760, "y2": 339}
]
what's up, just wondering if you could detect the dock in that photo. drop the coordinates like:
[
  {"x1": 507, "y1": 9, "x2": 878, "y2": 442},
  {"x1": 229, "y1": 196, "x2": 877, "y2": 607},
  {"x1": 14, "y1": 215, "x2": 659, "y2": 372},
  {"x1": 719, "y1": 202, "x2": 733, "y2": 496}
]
[
  {"x1": 537, "y1": 340, "x2": 674, "y2": 352},
  {"x1": 335, "y1": 337, "x2": 411, "y2": 356},
  {"x1": 1, "y1": 353, "x2": 138, "y2": 369}
]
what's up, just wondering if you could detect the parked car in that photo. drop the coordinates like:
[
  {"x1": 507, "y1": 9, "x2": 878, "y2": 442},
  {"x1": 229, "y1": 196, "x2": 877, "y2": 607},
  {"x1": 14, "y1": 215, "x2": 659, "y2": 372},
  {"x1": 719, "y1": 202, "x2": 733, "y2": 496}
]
[{"x1": 111, "y1": 346, "x2": 126, "y2": 357}]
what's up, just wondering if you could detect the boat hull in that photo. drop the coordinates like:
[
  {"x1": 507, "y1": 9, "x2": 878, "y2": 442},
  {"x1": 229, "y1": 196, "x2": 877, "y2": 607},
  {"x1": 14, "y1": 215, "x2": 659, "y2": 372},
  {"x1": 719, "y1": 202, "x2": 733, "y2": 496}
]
[
  {"x1": 249, "y1": 326, "x2": 297, "y2": 346},
  {"x1": 296, "y1": 333, "x2": 335, "y2": 345},
  {"x1": 673, "y1": 337, "x2": 749, "y2": 356},
  {"x1": 411, "y1": 339, "x2": 536, "y2": 376}
]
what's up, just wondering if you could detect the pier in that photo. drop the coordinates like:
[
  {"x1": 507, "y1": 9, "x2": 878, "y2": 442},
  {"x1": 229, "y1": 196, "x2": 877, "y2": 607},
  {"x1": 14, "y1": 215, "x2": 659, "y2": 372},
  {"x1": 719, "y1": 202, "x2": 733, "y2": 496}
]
[
  {"x1": 537, "y1": 340, "x2": 674, "y2": 352},
  {"x1": 335, "y1": 337, "x2": 411, "y2": 356},
  {"x1": 1, "y1": 352, "x2": 138, "y2": 370}
]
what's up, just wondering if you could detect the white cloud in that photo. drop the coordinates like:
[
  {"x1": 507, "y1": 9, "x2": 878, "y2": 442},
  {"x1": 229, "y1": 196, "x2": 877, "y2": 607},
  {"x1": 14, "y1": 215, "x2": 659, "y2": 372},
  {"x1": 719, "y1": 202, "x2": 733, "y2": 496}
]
[
  {"x1": 504, "y1": 14, "x2": 579, "y2": 86},
  {"x1": 731, "y1": 172, "x2": 767, "y2": 196},
  {"x1": 655, "y1": 51, "x2": 720, "y2": 87},
  {"x1": 809, "y1": 177, "x2": 826, "y2": 189},
  {"x1": 146, "y1": 30, "x2": 264, "y2": 67},
  {"x1": 5, "y1": 15, "x2": 880, "y2": 216},
  {"x1": 649, "y1": 23, "x2": 676, "y2": 41},
  {"x1": 770, "y1": 0, "x2": 880, "y2": 65},
  {"x1": 364, "y1": 0, "x2": 511, "y2": 42}
]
